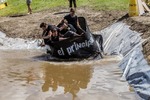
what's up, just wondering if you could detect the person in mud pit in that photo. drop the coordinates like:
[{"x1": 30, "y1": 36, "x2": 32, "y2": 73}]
[
  {"x1": 39, "y1": 22, "x2": 69, "y2": 46},
  {"x1": 39, "y1": 22, "x2": 81, "y2": 46},
  {"x1": 58, "y1": 20, "x2": 81, "y2": 37},
  {"x1": 51, "y1": 27, "x2": 67, "y2": 42},
  {"x1": 39, "y1": 22, "x2": 57, "y2": 46},
  {"x1": 62, "y1": 8, "x2": 84, "y2": 35}
]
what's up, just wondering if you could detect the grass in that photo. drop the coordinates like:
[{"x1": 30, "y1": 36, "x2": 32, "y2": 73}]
[{"x1": 0, "y1": 0, "x2": 129, "y2": 16}]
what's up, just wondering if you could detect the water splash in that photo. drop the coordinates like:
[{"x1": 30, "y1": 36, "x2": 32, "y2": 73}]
[{"x1": 0, "y1": 31, "x2": 43, "y2": 50}]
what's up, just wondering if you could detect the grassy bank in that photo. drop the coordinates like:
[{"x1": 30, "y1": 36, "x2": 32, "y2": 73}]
[{"x1": 0, "y1": 0, "x2": 129, "y2": 16}]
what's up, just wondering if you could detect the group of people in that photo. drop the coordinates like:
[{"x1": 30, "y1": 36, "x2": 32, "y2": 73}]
[
  {"x1": 39, "y1": 8, "x2": 84, "y2": 46},
  {"x1": 26, "y1": 0, "x2": 77, "y2": 14}
]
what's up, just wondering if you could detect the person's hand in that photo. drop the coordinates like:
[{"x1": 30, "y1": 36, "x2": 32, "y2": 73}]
[
  {"x1": 61, "y1": 23, "x2": 68, "y2": 29},
  {"x1": 63, "y1": 23, "x2": 68, "y2": 28},
  {"x1": 40, "y1": 43, "x2": 45, "y2": 47},
  {"x1": 37, "y1": 40, "x2": 45, "y2": 47}
]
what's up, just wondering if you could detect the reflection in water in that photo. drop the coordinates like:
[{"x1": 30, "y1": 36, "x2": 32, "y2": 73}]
[
  {"x1": 42, "y1": 63, "x2": 92, "y2": 100},
  {"x1": 0, "y1": 50, "x2": 136, "y2": 100}
]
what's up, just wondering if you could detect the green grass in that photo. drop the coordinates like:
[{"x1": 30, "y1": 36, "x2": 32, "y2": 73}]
[{"x1": 0, "y1": 0, "x2": 129, "y2": 16}]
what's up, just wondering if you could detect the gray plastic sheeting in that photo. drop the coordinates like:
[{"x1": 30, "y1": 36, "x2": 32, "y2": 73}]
[{"x1": 96, "y1": 22, "x2": 150, "y2": 100}]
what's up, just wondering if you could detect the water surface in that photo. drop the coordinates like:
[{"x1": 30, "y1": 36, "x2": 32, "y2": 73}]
[{"x1": 0, "y1": 50, "x2": 137, "y2": 100}]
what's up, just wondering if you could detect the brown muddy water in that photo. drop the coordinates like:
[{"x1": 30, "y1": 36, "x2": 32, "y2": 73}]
[{"x1": 0, "y1": 50, "x2": 137, "y2": 100}]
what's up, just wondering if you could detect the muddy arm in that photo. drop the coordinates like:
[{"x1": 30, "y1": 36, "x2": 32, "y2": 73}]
[{"x1": 42, "y1": 31, "x2": 52, "y2": 39}]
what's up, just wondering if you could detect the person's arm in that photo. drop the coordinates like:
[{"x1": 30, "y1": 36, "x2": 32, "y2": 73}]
[
  {"x1": 76, "y1": 18, "x2": 82, "y2": 29},
  {"x1": 77, "y1": 18, "x2": 80, "y2": 27},
  {"x1": 60, "y1": 18, "x2": 65, "y2": 24},
  {"x1": 76, "y1": 17, "x2": 85, "y2": 34},
  {"x1": 39, "y1": 40, "x2": 45, "y2": 47},
  {"x1": 42, "y1": 31, "x2": 52, "y2": 39},
  {"x1": 59, "y1": 23, "x2": 68, "y2": 31},
  {"x1": 59, "y1": 37, "x2": 68, "y2": 41},
  {"x1": 61, "y1": 15, "x2": 68, "y2": 24}
]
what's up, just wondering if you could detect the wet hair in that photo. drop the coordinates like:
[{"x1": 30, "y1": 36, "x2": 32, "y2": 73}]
[
  {"x1": 70, "y1": 8, "x2": 75, "y2": 13},
  {"x1": 40, "y1": 22, "x2": 47, "y2": 28}
]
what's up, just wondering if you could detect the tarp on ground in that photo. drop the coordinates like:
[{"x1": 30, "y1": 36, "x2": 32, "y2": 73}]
[{"x1": 96, "y1": 22, "x2": 150, "y2": 100}]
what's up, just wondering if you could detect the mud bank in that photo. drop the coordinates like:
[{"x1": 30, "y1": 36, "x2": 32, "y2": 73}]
[
  {"x1": 97, "y1": 22, "x2": 150, "y2": 100},
  {"x1": 0, "y1": 8, "x2": 126, "y2": 39}
]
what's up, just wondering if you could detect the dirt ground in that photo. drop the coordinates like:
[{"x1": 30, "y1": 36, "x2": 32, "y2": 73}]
[
  {"x1": 0, "y1": 7, "x2": 126, "y2": 38},
  {"x1": 0, "y1": 7, "x2": 150, "y2": 63}
]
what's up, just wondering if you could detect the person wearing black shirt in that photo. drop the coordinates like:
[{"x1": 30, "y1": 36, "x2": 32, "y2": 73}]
[
  {"x1": 62, "y1": 8, "x2": 84, "y2": 35},
  {"x1": 40, "y1": 22, "x2": 58, "y2": 45},
  {"x1": 51, "y1": 27, "x2": 69, "y2": 42},
  {"x1": 40, "y1": 22, "x2": 79, "y2": 46},
  {"x1": 58, "y1": 21, "x2": 77, "y2": 35},
  {"x1": 40, "y1": 23, "x2": 51, "y2": 45},
  {"x1": 51, "y1": 28, "x2": 60, "y2": 42},
  {"x1": 57, "y1": 20, "x2": 81, "y2": 37}
]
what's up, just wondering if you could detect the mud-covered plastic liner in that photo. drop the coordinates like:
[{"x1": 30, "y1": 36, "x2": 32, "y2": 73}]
[{"x1": 97, "y1": 22, "x2": 150, "y2": 100}]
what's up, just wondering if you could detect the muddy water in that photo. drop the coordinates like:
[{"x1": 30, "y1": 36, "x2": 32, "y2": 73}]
[{"x1": 0, "y1": 50, "x2": 136, "y2": 100}]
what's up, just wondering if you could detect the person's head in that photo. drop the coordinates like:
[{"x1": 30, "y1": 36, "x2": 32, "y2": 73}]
[
  {"x1": 40, "y1": 22, "x2": 47, "y2": 31},
  {"x1": 51, "y1": 28, "x2": 58, "y2": 36},
  {"x1": 70, "y1": 8, "x2": 75, "y2": 16}
]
